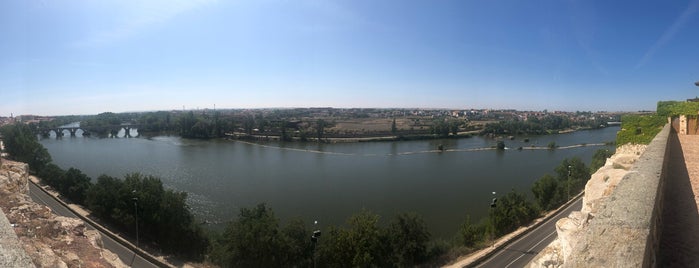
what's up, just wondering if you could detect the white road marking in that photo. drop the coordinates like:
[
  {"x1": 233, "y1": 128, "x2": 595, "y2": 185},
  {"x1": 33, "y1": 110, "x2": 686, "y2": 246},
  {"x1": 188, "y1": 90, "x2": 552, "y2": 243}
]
[{"x1": 505, "y1": 231, "x2": 557, "y2": 268}]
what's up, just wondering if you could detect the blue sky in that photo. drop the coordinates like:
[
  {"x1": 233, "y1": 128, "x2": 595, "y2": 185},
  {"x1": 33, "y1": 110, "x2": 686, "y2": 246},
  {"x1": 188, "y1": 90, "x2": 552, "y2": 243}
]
[{"x1": 2, "y1": 0, "x2": 699, "y2": 116}]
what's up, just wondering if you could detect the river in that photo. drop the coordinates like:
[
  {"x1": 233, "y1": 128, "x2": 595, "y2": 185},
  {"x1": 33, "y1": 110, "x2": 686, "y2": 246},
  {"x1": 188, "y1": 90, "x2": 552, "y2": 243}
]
[{"x1": 39, "y1": 126, "x2": 618, "y2": 239}]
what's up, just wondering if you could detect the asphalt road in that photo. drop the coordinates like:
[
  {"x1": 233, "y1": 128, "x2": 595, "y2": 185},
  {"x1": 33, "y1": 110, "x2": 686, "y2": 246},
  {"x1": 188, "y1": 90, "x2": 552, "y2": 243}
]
[
  {"x1": 28, "y1": 182, "x2": 159, "y2": 268},
  {"x1": 474, "y1": 197, "x2": 583, "y2": 268}
]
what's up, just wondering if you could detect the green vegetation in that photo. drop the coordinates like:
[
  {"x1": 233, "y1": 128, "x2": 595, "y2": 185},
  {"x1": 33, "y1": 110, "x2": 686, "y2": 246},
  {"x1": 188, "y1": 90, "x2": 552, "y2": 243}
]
[
  {"x1": 82, "y1": 112, "x2": 129, "y2": 136},
  {"x1": 657, "y1": 101, "x2": 699, "y2": 117},
  {"x1": 531, "y1": 158, "x2": 589, "y2": 211},
  {"x1": 431, "y1": 118, "x2": 462, "y2": 137},
  {"x1": 0, "y1": 123, "x2": 52, "y2": 173},
  {"x1": 0, "y1": 123, "x2": 208, "y2": 260},
  {"x1": 482, "y1": 113, "x2": 607, "y2": 136},
  {"x1": 496, "y1": 141, "x2": 506, "y2": 150},
  {"x1": 616, "y1": 114, "x2": 666, "y2": 145},
  {"x1": 86, "y1": 173, "x2": 208, "y2": 259},
  {"x1": 209, "y1": 203, "x2": 310, "y2": 267},
  {"x1": 210, "y1": 206, "x2": 431, "y2": 267}
]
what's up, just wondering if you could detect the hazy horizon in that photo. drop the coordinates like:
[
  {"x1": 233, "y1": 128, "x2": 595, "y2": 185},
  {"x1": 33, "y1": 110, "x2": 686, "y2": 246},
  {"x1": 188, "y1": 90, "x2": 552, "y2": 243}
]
[{"x1": 3, "y1": 0, "x2": 699, "y2": 116}]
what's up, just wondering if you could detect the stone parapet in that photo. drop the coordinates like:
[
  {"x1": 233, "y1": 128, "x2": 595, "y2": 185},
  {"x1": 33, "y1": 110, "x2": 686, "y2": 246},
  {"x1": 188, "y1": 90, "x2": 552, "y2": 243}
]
[{"x1": 565, "y1": 124, "x2": 671, "y2": 267}]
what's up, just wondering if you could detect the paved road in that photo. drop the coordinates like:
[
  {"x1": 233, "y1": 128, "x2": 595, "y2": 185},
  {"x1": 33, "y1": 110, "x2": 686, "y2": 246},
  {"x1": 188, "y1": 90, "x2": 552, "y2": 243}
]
[
  {"x1": 28, "y1": 182, "x2": 159, "y2": 268},
  {"x1": 474, "y1": 197, "x2": 583, "y2": 268}
]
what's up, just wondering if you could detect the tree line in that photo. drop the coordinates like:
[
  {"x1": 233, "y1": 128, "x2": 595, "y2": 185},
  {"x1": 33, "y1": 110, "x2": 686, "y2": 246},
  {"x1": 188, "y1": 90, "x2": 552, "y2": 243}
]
[
  {"x1": 482, "y1": 114, "x2": 608, "y2": 136},
  {"x1": 1, "y1": 122, "x2": 614, "y2": 266}
]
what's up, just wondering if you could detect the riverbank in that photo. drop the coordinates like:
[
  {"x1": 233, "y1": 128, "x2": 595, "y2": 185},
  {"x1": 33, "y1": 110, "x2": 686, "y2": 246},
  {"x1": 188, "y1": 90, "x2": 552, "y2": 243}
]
[
  {"x1": 218, "y1": 126, "x2": 605, "y2": 144},
  {"x1": 233, "y1": 139, "x2": 609, "y2": 156}
]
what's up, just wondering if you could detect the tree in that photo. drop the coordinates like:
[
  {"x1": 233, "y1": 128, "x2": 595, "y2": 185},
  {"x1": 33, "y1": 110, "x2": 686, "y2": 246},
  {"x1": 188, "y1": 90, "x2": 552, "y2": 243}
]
[
  {"x1": 279, "y1": 219, "x2": 312, "y2": 266},
  {"x1": 316, "y1": 119, "x2": 327, "y2": 141},
  {"x1": 555, "y1": 158, "x2": 589, "y2": 197},
  {"x1": 0, "y1": 123, "x2": 52, "y2": 173},
  {"x1": 86, "y1": 175, "x2": 124, "y2": 220},
  {"x1": 458, "y1": 215, "x2": 483, "y2": 247},
  {"x1": 318, "y1": 210, "x2": 386, "y2": 267},
  {"x1": 85, "y1": 173, "x2": 208, "y2": 260},
  {"x1": 387, "y1": 213, "x2": 430, "y2": 265},
  {"x1": 489, "y1": 190, "x2": 539, "y2": 236},
  {"x1": 496, "y1": 141, "x2": 506, "y2": 150},
  {"x1": 531, "y1": 174, "x2": 561, "y2": 210},
  {"x1": 60, "y1": 168, "x2": 92, "y2": 205},
  {"x1": 213, "y1": 203, "x2": 288, "y2": 267},
  {"x1": 37, "y1": 163, "x2": 65, "y2": 189}
]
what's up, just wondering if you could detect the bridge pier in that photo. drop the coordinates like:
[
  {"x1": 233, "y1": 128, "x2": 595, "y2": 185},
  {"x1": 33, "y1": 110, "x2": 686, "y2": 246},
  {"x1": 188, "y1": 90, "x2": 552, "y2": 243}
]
[
  {"x1": 55, "y1": 129, "x2": 64, "y2": 138},
  {"x1": 124, "y1": 127, "x2": 131, "y2": 138},
  {"x1": 69, "y1": 128, "x2": 77, "y2": 137}
]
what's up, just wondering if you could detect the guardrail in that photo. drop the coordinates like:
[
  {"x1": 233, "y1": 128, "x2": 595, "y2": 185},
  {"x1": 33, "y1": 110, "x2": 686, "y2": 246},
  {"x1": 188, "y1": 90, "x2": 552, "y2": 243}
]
[
  {"x1": 29, "y1": 180, "x2": 173, "y2": 268},
  {"x1": 566, "y1": 124, "x2": 671, "y2": 267}
]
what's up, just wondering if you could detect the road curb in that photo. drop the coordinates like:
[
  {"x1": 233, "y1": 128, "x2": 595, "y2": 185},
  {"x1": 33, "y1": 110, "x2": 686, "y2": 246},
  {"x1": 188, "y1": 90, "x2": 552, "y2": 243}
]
[
  {"x1": 29, "y1": 179, "x2": 174, "y2": 268},
  {"x1": 458, "y1": 191, "x2": 584, "y2": 268}
]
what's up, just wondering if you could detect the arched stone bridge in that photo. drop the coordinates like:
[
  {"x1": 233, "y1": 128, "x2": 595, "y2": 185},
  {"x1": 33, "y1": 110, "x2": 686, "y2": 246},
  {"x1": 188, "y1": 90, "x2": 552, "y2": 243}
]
[{"x1": 40, "y1": 124, "x2": 140, "y2": 138}]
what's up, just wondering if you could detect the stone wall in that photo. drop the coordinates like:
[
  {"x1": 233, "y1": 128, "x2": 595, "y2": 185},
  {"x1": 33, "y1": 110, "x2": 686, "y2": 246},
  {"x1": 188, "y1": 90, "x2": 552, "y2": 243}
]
[
  {"x1": 567, "y1": 124, "x2": 670, "y2": 267},
  {"x1": 528, "y1": 124, "x2": 671, "y2": 267}
]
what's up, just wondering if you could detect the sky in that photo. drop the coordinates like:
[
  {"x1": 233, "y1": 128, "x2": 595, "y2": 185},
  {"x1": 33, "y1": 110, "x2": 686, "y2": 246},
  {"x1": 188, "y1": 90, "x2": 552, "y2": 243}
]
[{"x1": 2, "y1": 0, "x2": 699, "y2": 116}]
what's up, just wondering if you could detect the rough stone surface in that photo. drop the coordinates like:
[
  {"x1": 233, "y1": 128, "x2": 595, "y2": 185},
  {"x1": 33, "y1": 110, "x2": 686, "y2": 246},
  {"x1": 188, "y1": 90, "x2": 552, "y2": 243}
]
[
  {"x1": 566, "y1": 125, "x2": 669, "y2": 267},
  {"x1": 528, "y1": 126, "x2": 666, "y2": 268},
  {"x1": 0, "y1": 159, "x2": 126, "y2": 268},
  {"x1": 0, "y1": 199, "x2": 34, "y2": 267},
  {"x1": 0, "y1": 159, "x2": 30, "y2": 195}
]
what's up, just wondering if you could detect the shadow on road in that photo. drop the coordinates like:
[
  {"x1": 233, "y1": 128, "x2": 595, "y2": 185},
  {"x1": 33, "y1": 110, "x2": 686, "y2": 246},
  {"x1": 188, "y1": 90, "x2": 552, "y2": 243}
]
[{"x1": 659, "y1": 132, "x2": 699, "y2": 267}]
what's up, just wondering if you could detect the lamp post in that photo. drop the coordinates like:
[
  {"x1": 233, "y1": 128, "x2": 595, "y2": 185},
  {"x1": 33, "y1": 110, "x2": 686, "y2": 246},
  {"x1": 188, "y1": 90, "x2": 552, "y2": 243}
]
[
  {"x1": 133, "y1": 197, "x2": 139, "y2": 248},
  {"x1": 567, "y1": 165, "x2": 572, "y2": 201},
  {"x1": 489, "y1": 191, "x2": 497, "y2": 247},
  {"x1": 311, "y1": 220, "x2": 321, "y2": 268}
]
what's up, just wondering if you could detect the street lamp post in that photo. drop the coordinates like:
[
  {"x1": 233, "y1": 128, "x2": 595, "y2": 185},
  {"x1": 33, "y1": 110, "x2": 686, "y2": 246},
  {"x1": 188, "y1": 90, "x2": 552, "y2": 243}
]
[
  {"x1": 133, "y1": 197, "x2": 139, "y2": 248},
  {"x1": 311, "y1": 220, "x2": 321, "y2": 268},
  {"x1": 567, "y1": 165, "x2": 572, "y2": 201},
  {"x1": 489, "y1": 191, "x2": 497, "y2": 247}
]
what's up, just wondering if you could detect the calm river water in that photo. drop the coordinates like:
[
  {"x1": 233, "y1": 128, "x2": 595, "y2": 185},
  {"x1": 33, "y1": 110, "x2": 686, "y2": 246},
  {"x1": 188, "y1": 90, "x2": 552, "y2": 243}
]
[{"x1": 40, "y1": 126, "x2": 618, "y2": 239}]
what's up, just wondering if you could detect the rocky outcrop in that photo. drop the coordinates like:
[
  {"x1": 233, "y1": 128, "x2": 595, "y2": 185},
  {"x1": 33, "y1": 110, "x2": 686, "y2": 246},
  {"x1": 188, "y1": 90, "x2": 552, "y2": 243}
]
[
  {"x1": 527, "y1": 144, "x2": 647, "y2": 267},
  {"x1": 0, "y1": 159, "x2": 126, "y2": 268}
]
